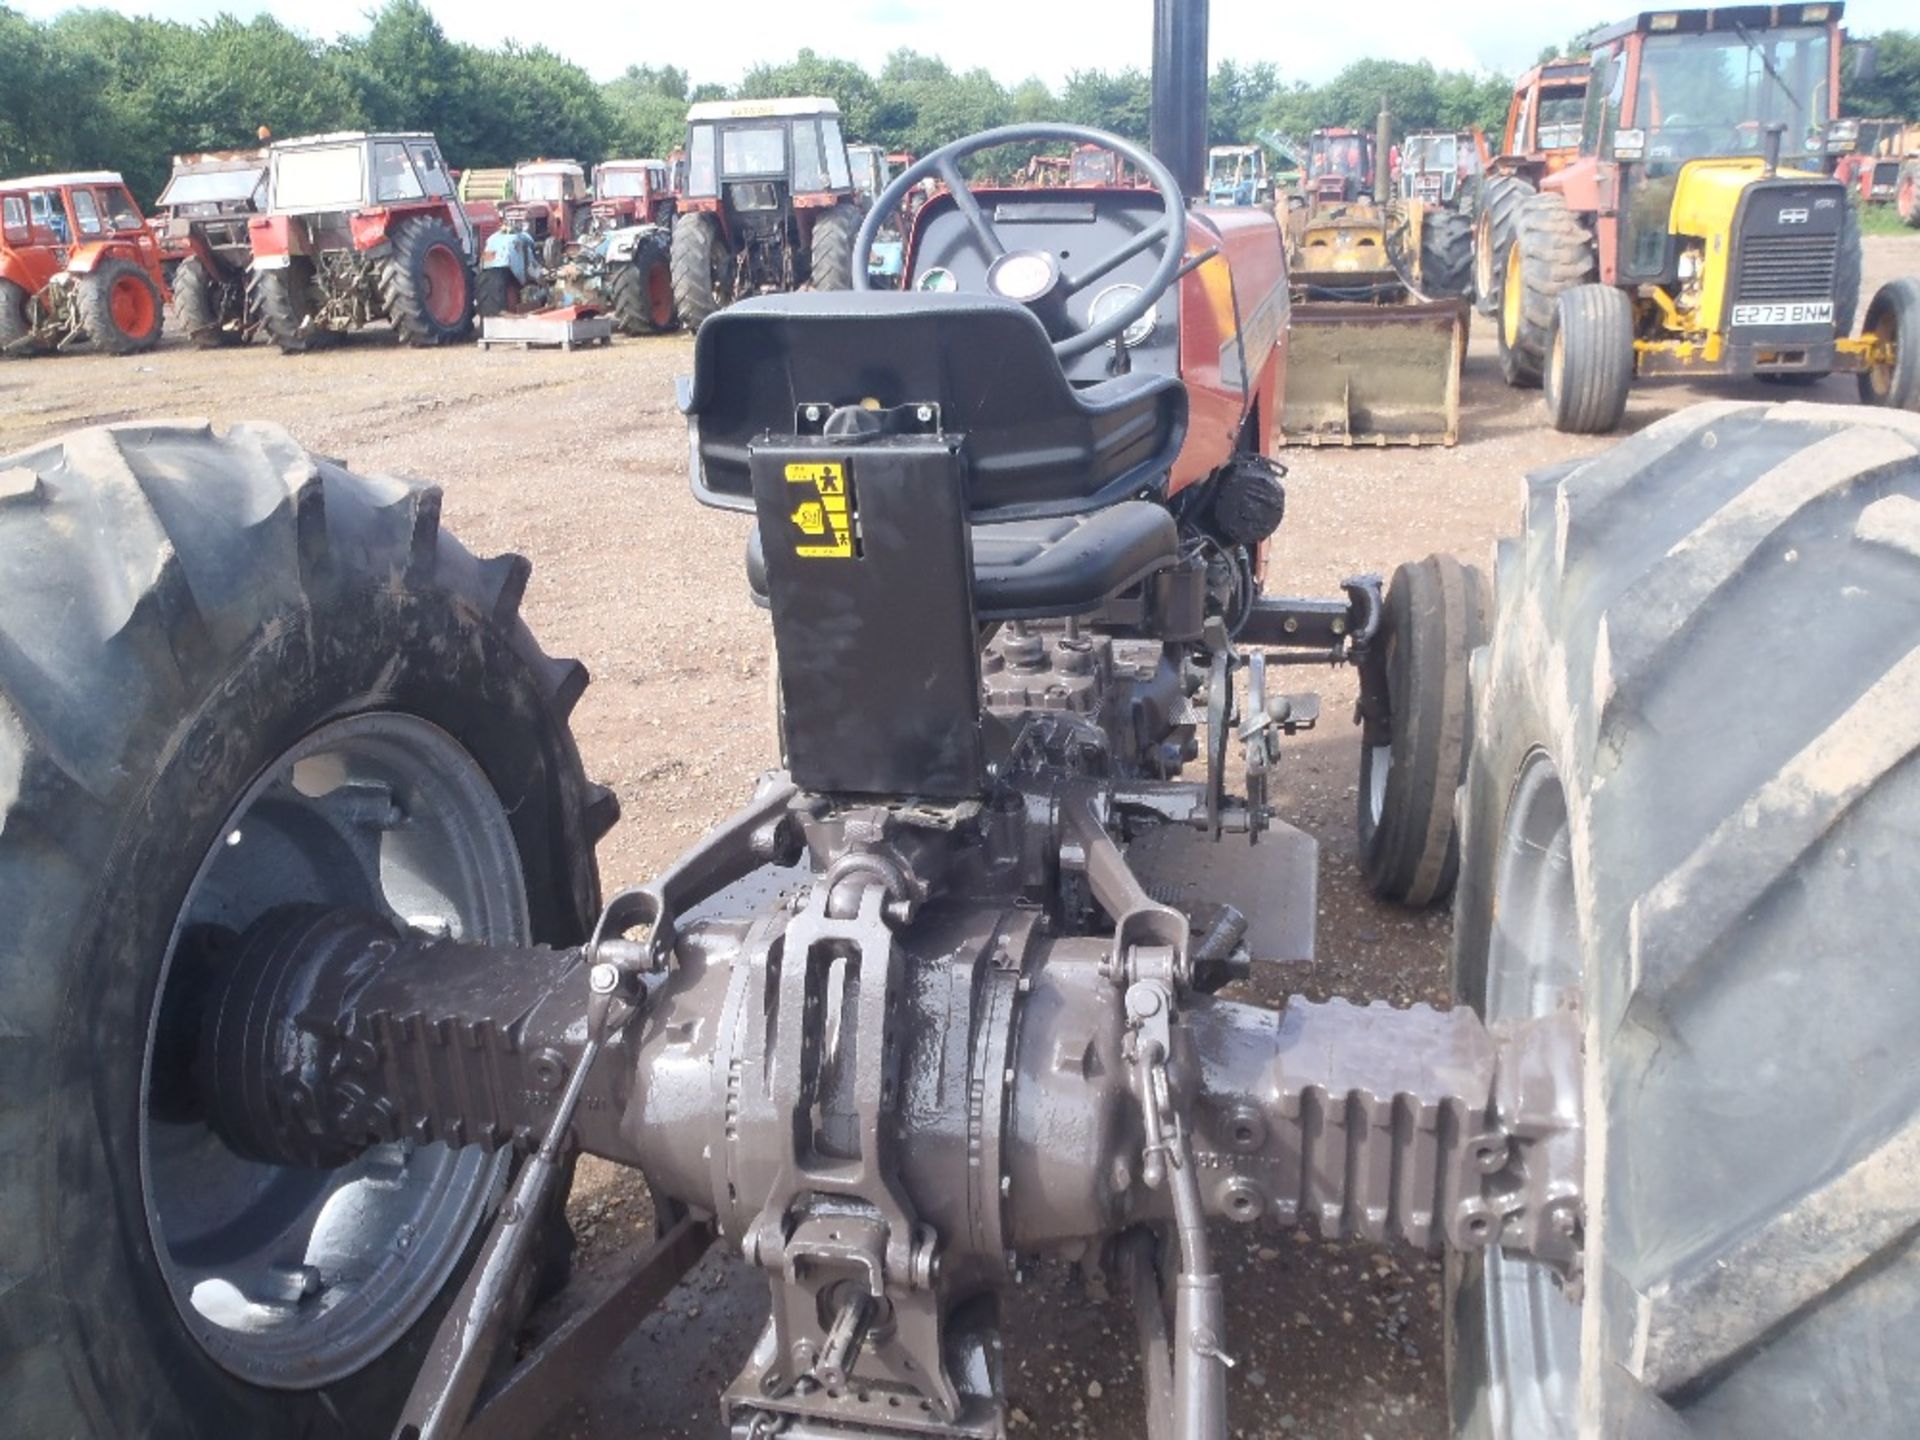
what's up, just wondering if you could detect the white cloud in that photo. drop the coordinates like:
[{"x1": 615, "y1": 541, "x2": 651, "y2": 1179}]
[{"x1": 10, "y1": 0, "x2": 1912, "y2": 89}]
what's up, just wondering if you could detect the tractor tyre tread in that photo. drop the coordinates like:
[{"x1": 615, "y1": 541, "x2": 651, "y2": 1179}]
[
  {"x1": 251, "y1": 263, "x2": 315, "y2": 354},
  {"x1": 609, "y1": 238, "x2": 677, "y2": 335},
  {"x1": 1858, "y1": 276, "x2": 1920, "y2": 412},
  {"x1": 1502, "y1": 191, "x2": 1593, "y2": 387},
  {"x1": 807, "y1": 203, "x2": 859, "y2": 291},
  {"x1": 1837, "y1": 198, "x2": 1863, "y2": 334},
  {"x1": 1419, "y1": 208, "x2": 1475, "y2": 302},
  {"x1": 1475, "y1": 173, "x2": 1536, "y2": 316},
  {"x1": 671, "y1": 211, "x2": 727, "y2": 333},
  {"x1": 0, "y1": 420, "x2": 605, "y2": 1437},
  {"x1": 1356, "y1": 553, "x2": 1488, "y2": 907},
  {"x1": 0, "y1": 277, "x2": 31, "y2": 354},
  {"x1": 1899, "y1": 161, "x2": 1920, "y2": 229},
  {"x1": 1449, "y1": 400, "x2": 1920, "y2": 1437},
  {"x1": 475, "y1": 266, "x2": 513, "y2": 319},
  {"x1": 381, "y1": 215, "x2": 474, "y2": 347},
  {"x1": 1545, "y1": 283, "x2": 1635, "y2": 434},
  {"x1": 77, "y1": 256, "x2": 164, "y2": 355},
  {"x1": 173, "y1": 256, "x2": 236, "y2": 348}
]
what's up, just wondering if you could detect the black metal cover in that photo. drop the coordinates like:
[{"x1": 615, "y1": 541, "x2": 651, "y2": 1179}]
[{"x1": 750, "y1": 433, "x2": 986, "y2": 798}]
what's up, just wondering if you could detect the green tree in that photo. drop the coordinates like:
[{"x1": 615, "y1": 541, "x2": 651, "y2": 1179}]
[
  {"x1": 738, "y1": 49, "x2": 881, "y2": 139},
  {"x1": 1210, "y1": 59, "x2": 1280, "y2": 145},
  {"x1": 1059, "y1": 68, "x2": 1150, "y2": 140},
  {"x1": 1848, "y1": 30, "x2": 1920, "y2": 119}
]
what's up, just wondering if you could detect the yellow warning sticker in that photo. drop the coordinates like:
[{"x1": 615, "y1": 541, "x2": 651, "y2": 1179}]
[{"x1": 785, "y1": 461, "x2": 858, "y2": 559}]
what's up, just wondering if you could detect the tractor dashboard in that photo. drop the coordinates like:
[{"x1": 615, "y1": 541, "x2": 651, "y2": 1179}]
[{"x1": 906, "y1": 187, "x2": 1180, "y2": 386}]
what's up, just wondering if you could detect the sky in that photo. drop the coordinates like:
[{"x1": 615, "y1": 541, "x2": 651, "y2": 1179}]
[{"x1": 9, "y1": 0, "x2": 1912, "y2": 89}]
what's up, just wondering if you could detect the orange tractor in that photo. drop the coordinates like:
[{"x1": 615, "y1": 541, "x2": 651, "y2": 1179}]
[
  {"x1": 0, "y1": 170, "x2": 169, "y2": 356},
  {"x1": 1473, "y1": 59, "x2": 1590, "y2": 314}
]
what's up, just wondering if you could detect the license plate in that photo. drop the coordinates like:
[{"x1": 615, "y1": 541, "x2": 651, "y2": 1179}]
[{"x1": 1731, "y1": 300, "x2": 1834, "y2": 327}]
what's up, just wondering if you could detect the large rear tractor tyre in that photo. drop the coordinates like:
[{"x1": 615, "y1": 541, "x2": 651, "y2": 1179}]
[
  {"x1": 1474, "y1": 174, "x2": 1535, "y2": 317},
  {"x1": 475, "y1": 266, "x2": 518, "y2": 319},
  {"x1": 252, "y1": 261, "x2": 320, "y2": 354},
  {"x1": 807, "y1": 202, "x2": 859, "y2": 291},
  {"x1": 1858, "y1": 277, "x2": 1920, "y2": 413},
  {"x1": 77, "y1": 256, "x2": 165, "y2": 355},
  {"x1": 173, "y1": 257, "x2": 240, "y2": 348},
  {"x1": 1544, "y1": 284, "x2": 1635, "y2": 434},
  {"x1": 382, "y1": 216, "x2": 475, "y2": 346},
  {"x1": 1356, "y1": 553, "x2": 1488, "y2": 907},
  {"x1": 1836, "y1": 199, "x2": 1863, "y2": 335},
  {"x1": 0, "y1": 421, "x2": 613, "y2": 1437},
  {"x1": 671, "y1": 211, "x2": 731, "y2": 333},
  {"x1": 0, "y1": 277, "x2": 34, "y2": 355},
  {"x1": 1448, "y1": 402, "x2": 1920, "y2": 1438},
  {"x1": 1498, "y1": 193, "x2": 1594, "y2": 389},
  {"x1": 609, "y1": 239, "x2": 677, "y2": 335},
  {"x1": 1418, "y1": 208, "x2": 1475, "y2": 302}
]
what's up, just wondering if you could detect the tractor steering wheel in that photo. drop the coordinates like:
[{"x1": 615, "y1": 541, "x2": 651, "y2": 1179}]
[{"x1": 852, "y1": 123, "x2": 1189, "y2": 361}]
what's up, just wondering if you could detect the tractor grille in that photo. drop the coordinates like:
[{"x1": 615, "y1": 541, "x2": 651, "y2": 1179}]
[{"x1": 1736, "y1": 233, "x2": 1839, "y2": 303}]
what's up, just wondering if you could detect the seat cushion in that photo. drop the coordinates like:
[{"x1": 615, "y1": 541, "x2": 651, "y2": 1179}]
[{"x1": 745, "y1": 499, "x2": 1177, "y2": 622}]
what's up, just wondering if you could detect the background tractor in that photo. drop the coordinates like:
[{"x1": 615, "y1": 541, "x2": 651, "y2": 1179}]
[
  {"x1": 477, "y1": 220, "x2": 677, "y2": 334},
  {"x1": 668, "y1": 95, "x2": 864, "y2": 331},
  {"x1": 152, "y1": 147, "x2": 267, "y2": 347},
  {"x1": 0, "y1": 168, "x2": 168, "y2": 355},
  {"x1": 249, "y1": 130, "x2": 478, "y2": 353},
  {"x1": 1396, "y1": 129, "x2": 1474, "y2": 208},
  {"x1": 1473, "y1": 59, "x2": 1590, "y2": 314},
  {"x1": 589, "y1": 158, "x2": 676, "y2": 230},
  {"x1": 501, "y1": 159, "x2": 593, "y2": 263},
  {"x1": 1493, "y1": 3, "x2": 1920, "y2": 433},
  {"x1": 1206, "y1": 142, "x2": 1272, "y2": 205},
  {"x1": 1827, "y1": 116, "x2": 1917, "y2": 207},
  {"x1": 1282, "y1": 114, "x2": 1474, "y2": 445}
]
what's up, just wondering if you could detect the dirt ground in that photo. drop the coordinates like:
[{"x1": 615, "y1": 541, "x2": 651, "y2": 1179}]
[{"x1": 6, "y1": 233, "x2": 1915, "y2": 1440}]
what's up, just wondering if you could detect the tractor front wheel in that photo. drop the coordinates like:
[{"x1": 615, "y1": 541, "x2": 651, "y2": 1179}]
[
  {"x1": 476, "y1": 266, "x2": 519, "y2": 319},
  {"x1": 1498, "y1": 193, "x2": 1593, "y2": 388},
  {"x1": 382, "y1": 216, "x2": 475, "y2": 346},
  {"x1": 78, "y1": 257, "x2": 164, "y2": 354},
  {"x1": 1418, "y1": 209, "x2": 1474, "y2": 302},
  {"x1": 0, "y1": 421, "x2": 607, "y2": 1437},
  {"x1": 807, "y1": 203, "x2": 860, "y2": 291},
  {"x1": 1858, "y1": 276, "x2": 1920, "y2": 412},
  {"x1": 608, "y1": 242, "x2": 677, "y2": 335},
  {"x1": 1449, "y1": 401, "x2": 1920, "y2": 1437},
  {"x1": 671, "y1": 211, "x2": 732, "y2": 332},
  {"x1": 1356, "y1": 553, "x2": 1488, "y2": 907},
  {"x1": 173, "y1": 257, "x2": 240, "y2": 347},
  {"x1": 1544, "y1": 284, "x2": 1634, "y2": 434}
]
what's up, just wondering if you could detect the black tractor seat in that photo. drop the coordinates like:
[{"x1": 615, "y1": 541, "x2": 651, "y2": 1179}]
[
  {"x1": 744, "y1": 500, "x2": 1180, "y2": 622},
  {"x1": 680, "y1": 291, "x2": 1189, "y2": 523}
]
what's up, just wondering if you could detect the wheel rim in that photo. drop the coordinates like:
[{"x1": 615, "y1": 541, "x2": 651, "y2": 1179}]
[
  {"x1": 1365, "y1": 743, "x2": 1392, "y2": 827},
  {"x1": 1502, "y1": 242, "x2": 1524, "y2": 349},
  {"x1": 141, "y1": 713, "x2": 525, "y2": 1388},
  {"x1": 1477, "y1": 751, "x2": 1583, "y2": 1437},
  {"x1": 111, "y1": 273, "x2": 158, "y2": 337},
  {"x1": 421, "y1": 244, "x2": 466, "y2": 326},
  {"x1": 1547, "y1": 326, "x2": 1565, "y2": 402}
]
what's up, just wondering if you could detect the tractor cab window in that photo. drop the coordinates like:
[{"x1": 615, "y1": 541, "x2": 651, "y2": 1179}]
[
  {"x1": 822, "y1": 119, "x2": 851, "y2": 190},
  {"x1": 1, "y1": 195, "x2": 26, "y2": 244},
  {"x1": 102, "y1": 187, "x2": 144, "y2": 232},
  {"x1": 1634, "y1": 27, "x2": 1831, "y2": 163},
  {"x1": 409, "y1": 144, "x2": 454, "y2": 197},
  {"x1": 793, "y1": 123, "x2": 828, "y2": 193},
  {"x1": 721, "y1": 126, "x2": 785, "y2": 178},
  {"x1": 272, "y1": 145, "x2": 365, "y2": 211},
  {"x1": 1071, "y1": 148, "x2": 1118, "y2": 185},
  {"x1": 29, "y1": 191, "x2": 69, "y2": 243},
  {"x1": 1538, "y1": 91, "x2": 1585, "y2": 149},
  {"x1": 519, "y1": 173, "x2": 569, "y2": 201},
  {"x1": 598, "y1": 168, "x2": 649, "y2": 198},
  {"x1": 1582, "y1": 48, "x2": 1620, "y2": 155},
  {"x1": 70, "y1": 189, "x2": 102, "y2": 237},
  {"x1": 687, "y1": 126, "x2": 717, "y2": 197},
  {"x1": 373, "y1": 143, "x2": 425, "y2": 203}
]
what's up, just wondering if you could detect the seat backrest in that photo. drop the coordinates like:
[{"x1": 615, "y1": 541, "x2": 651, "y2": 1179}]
[{"x1": 679, "y1": 291, "x2": 1187, "y2": 524}]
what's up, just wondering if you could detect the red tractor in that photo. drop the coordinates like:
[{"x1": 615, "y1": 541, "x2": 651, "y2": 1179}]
[
  {"x1": 0, "y1": 169, "x2": 169, "y2": 355},
  {"x1": 151, "y1": 148, "x2": 268, "y2": 346},
  {"x1": 248, "y1": 131, "x2": 478, "y2": 353},
  {"x1": 1473, "y1": 59, "x2": 1590, "y2": 314},
  {"x1": 589, "y1": 158, "x2": 676, "y2": 231},
  {"x1": 501, "y1": 159, "x2": 593, "y2": 263},
  {"x1": 669, "y1": 96, "x2": 865, "y2": 330}
]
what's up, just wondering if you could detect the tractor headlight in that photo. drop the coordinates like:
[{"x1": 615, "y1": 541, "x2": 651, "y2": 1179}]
[
  {"x1": 1088, "y1": 283, "x2": 1157, "y2": 347},
  {"x1": 1677, "y1": 246, "x2": 1702, "y2": 281}
]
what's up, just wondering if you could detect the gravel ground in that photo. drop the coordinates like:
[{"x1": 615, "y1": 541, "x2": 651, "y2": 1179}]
[{"x1": 5, "y1": 232, "x2": 1915, "y2": 1440}]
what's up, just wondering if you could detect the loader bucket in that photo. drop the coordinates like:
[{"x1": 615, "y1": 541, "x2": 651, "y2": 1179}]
[{"x1": 1279, "y1": 298, "x2": 1468, "y2": 447}]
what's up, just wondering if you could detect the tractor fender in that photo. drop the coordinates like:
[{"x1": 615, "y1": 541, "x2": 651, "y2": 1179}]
[
  {"x1": 601, "y1": 224, "x2": 666, "y2": 264},
  {"x1": 246, "y1": 215, "x2": 308, "y2": 268},
  {"x1": 350, "y1": 209, "x2": 391, "y2": 252},
  {"x1": 64, "y1": 240, "x2": 136, "y2": 276}
]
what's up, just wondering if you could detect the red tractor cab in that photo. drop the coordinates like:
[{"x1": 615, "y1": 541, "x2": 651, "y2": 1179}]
[
  {"x1": 1066, "y1": 143, "x2": 1148, "y2": 188},
  {"x1": 0, "y1": 169, "x2": 169, "y2": 355},
  {"x1": 1304, "y1": 129, "x2": 1373, "y2": 205},
  {"x1": 249, "y1": 130, "x2": 478, "y2": 353},
  {"x1": 502, "y1": 160, "x2": 592, "y2": 262},
  {"x1": 590, "y1": 159, "x2": 675, "y2": 231}
]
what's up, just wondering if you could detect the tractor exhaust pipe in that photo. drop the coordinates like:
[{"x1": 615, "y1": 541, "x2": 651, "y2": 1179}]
[
  {"x1": 1376, "y1": 102, "x2": 1393, "y2": 204},
  {"x1": 1151, "y1": 0, "x2": 1208, "y2": 198}
]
